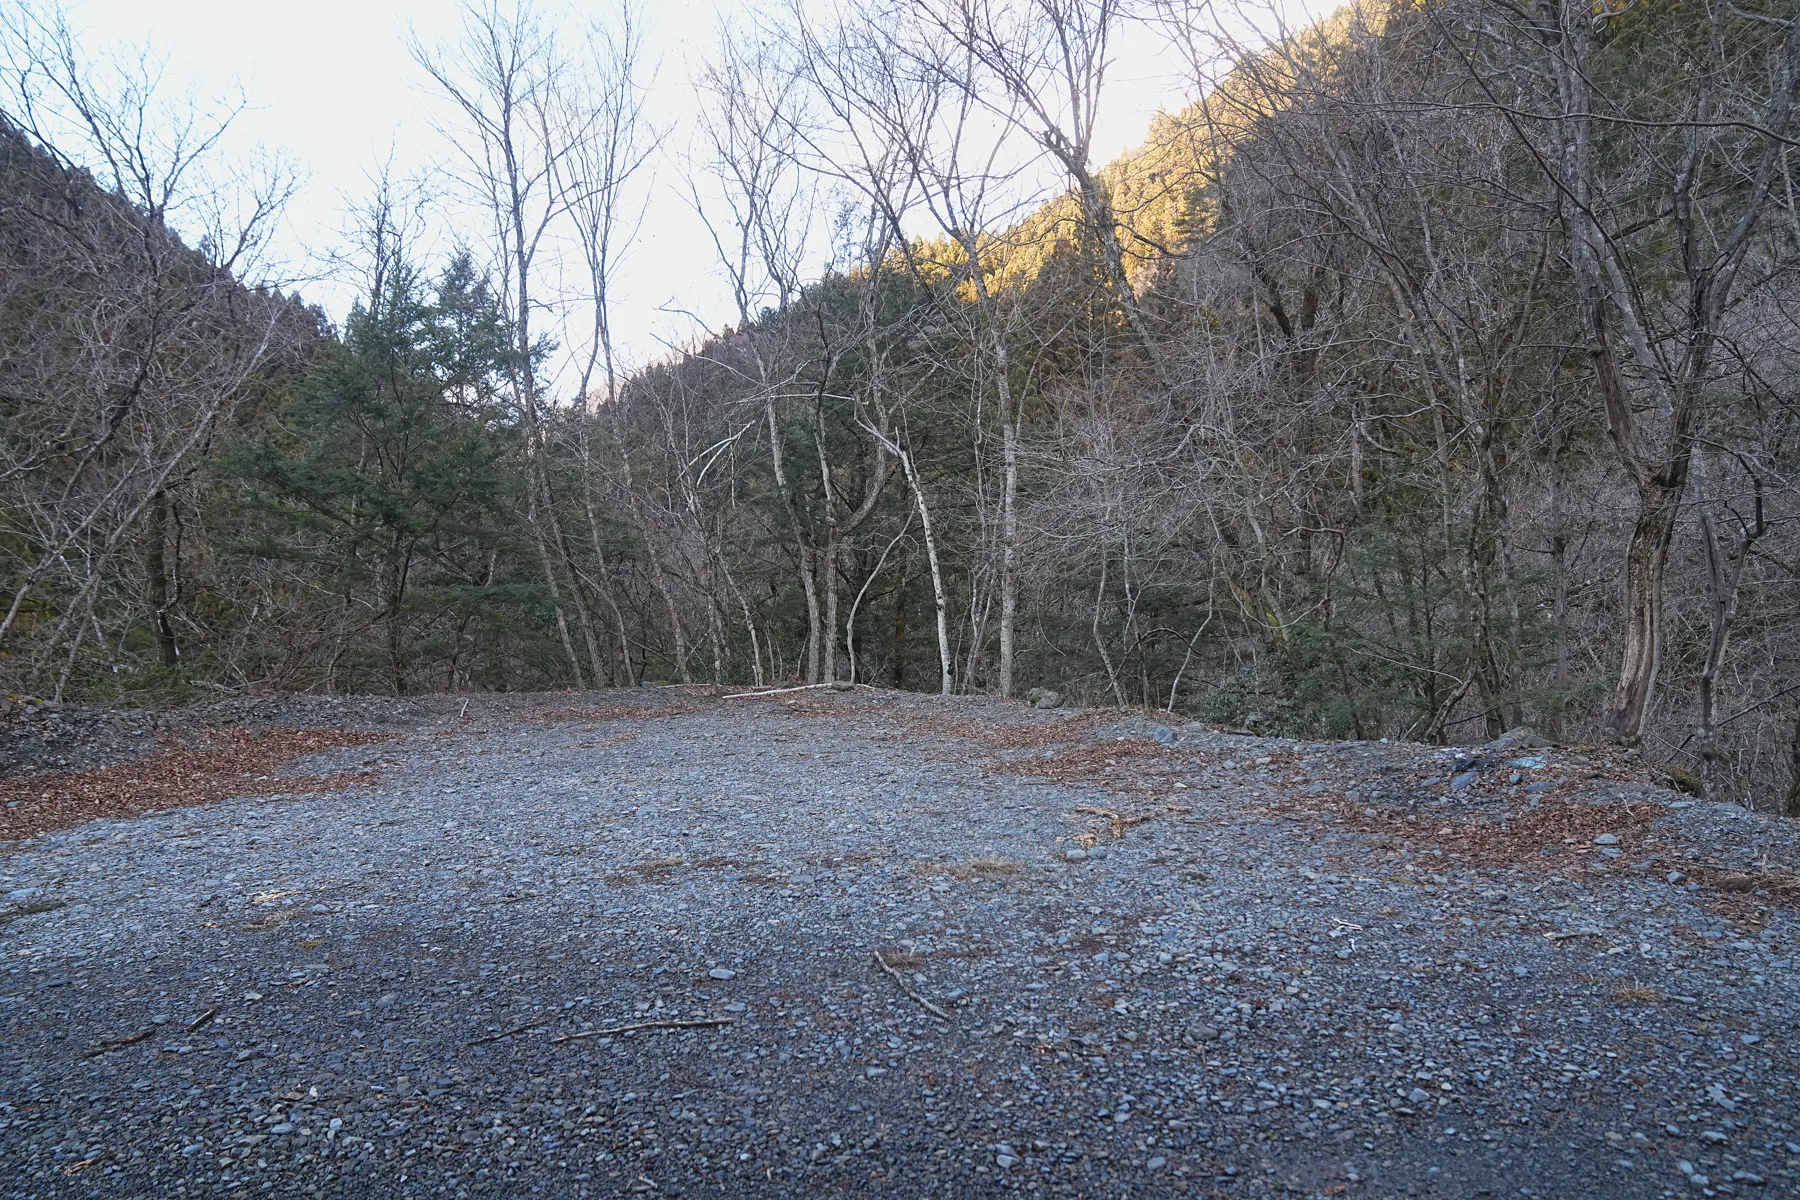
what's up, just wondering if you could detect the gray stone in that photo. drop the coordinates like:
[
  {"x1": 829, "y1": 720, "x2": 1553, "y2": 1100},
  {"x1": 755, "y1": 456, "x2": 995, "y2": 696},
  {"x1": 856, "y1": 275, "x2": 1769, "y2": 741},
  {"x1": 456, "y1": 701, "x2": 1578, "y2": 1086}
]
[
  {"x1": 1485, "y1": 726, "x2": 1549, "y2": 752},
  {"x1": 1593, "y1": 833, "x2": 1620, "y2": 846},
  {"x1": 1149, "y1": 725, "x2": 1175, "y2": 747},
  {"x1": 1408, "y1": 1087, "x2": 1432, "y2": 1104},
  {"x1": 708, "y1": 968, "x2": 737, "y2": 980}
]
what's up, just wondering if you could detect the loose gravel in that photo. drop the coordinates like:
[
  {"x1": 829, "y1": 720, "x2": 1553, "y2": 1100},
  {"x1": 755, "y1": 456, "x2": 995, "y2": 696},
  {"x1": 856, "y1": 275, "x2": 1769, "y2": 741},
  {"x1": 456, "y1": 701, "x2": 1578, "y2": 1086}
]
[{"x1": 1, "y1": 688, "x2": 1796, "y2": 1199}]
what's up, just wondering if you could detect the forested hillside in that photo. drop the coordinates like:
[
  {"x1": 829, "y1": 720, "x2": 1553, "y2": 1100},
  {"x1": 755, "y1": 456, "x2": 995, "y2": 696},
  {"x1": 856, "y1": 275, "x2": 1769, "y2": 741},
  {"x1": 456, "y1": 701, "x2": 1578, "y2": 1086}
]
[{"x1": 4, "y1": 0, "x2": 1799, "y2": 815}]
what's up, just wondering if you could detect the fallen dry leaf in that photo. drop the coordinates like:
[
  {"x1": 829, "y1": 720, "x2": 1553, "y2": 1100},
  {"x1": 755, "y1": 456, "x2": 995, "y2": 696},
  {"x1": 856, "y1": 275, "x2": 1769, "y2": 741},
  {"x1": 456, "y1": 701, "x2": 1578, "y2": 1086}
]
[{"x1": 0, "y1": 726, "x2": 392, "y2": 842}]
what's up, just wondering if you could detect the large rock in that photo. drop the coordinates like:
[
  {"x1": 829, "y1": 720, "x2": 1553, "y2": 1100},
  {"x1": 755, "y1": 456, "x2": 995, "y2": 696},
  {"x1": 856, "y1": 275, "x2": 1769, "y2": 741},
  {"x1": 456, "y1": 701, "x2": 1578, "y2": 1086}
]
[
  {"x1": 1025, "y1": 687, "x2": 1062, "y2": 710},
  {"x1": 1484, "y1": 726, "x2": 1550, "y2": 753}
]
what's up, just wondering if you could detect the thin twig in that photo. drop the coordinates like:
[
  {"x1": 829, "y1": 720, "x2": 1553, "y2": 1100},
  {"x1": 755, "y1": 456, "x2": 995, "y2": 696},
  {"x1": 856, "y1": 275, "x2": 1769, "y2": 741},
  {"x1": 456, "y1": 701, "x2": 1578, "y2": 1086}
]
[
  {"x1": 552, "y1": 1016, "x2": 736, "y2": 1043},
  {"x1": 1545, "y1": 930, "x2": 1606, "y2": 943},
  {"x1": 184, "y1": 1006, "x2": 219, "y2": 1033},
  {"x1": 469, "y1": 1013, "x2": 560, "y2": 1046},
  {"x1": 872, "y1": 949, "x2": 950, "y2": 1021},
  {"x1": 82, "y1": 1028, "x2": 155, "y2": 1058}
]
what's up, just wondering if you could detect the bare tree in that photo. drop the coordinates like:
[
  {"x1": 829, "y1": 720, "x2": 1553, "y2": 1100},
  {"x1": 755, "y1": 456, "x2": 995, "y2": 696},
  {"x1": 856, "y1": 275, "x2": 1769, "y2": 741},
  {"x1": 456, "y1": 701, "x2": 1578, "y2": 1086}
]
[
  {"x1": 565, "y1": 0, "x2": 656, "y2": 685},
  {"x1": 0, "y1": 4, "x2": 297, "y2": 697},
  {"x1": 691, "y1": 28, "x2": 828, "y2": 680},
  {"x1": 412, "y1": 0, "x2": 609, "y2": 686},
  {"x1": 1515, "y1": 0, "x2": 1800, "y2": 741}
]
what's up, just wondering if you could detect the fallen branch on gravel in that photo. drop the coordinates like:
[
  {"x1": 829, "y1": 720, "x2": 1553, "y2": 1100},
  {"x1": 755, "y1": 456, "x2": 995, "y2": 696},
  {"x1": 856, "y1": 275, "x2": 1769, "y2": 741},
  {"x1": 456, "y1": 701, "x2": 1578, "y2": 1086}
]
[
  {"x1": 1073, "y1": 803, "x2": 1194, "y2": 840},
  {"x1": 722, "y1": 683, "x2": 843, "y2": 699},
  {"x1": 82, "y1": 1028, "x2": 155, "y2": 1057},
  {"x1": 184, "y1": 1006, "x2": 219, "y2": 1033},
  {"x1": 1545, "y1": 930, "x2": 1606, "y2": 944},
  {"x1": 872, "y1": 949, "x2": 950, "y2": 1021},
  {"x1": 469, "y1": 1014, "x2": 560, "y2": 1045},
  {"x1": 552, "y1": 1017, "x2": 736, "y2": 1043}
]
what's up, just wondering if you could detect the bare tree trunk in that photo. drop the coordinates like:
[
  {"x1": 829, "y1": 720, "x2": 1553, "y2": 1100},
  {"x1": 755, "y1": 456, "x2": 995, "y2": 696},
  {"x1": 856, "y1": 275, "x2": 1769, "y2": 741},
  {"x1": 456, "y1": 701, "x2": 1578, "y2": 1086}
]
[
  {"x1": 1695, "y1": 474, "x2": 1766, "y2": 802},
  {"x1": 960, "y1": 255, "x2": 1022, "y2": 698},
  {"x1": 1547, "y1": 418, "x2": 1570, "y2": 741},
  {"x1": 1788, "y1": 705, "x2": 1800, "y2": 819},
  {"x1": 764, "y1": 395, "x2": 822, "y2": 682},
  {"x1": 144, "y1": 489, "x2": 178, "y2": 668},
  {"x1": 846, "y1": 512, "x2": 911, "y2": 687},
  {"x1": 1092, "y1": 549, "x2": 1124, "y2": 708},
  {"x1": 1531, "y1": 0, "x2": 1800, "y2": 740},
  {"x1": 874, "y1": 426, "x2": 950, "y2": 695}
]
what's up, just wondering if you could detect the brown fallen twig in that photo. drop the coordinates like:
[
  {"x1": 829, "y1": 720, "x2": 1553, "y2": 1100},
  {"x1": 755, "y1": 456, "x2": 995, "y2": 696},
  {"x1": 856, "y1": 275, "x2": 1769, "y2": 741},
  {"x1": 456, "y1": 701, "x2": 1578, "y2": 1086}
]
[
  {"x1": 82, "y1": 1028, "x2": 155, "y2": 1058},
  {"x1": 469, "y1": 1014, "x2": 560, "y2": 1046},
  {"x1": 185, "y1": 1006, "x2": 219, "y2": 1033},
  {"x1": 1545, "y1": 930, "x2": 1606, "y2": 943},
  {"x1": 873, "y1": 949, "x2": 950, "y2": 1021},
  {"x1": 553, "y1": 1017, "x2": 736, "y2": 1043}
]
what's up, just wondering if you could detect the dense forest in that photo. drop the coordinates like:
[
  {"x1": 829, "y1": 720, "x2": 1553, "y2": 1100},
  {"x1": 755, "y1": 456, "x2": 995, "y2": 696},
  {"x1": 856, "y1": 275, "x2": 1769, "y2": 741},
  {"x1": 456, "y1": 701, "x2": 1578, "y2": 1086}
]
[{"x1": 4, "y1": 0, "x2": 1800, "y2": 815}]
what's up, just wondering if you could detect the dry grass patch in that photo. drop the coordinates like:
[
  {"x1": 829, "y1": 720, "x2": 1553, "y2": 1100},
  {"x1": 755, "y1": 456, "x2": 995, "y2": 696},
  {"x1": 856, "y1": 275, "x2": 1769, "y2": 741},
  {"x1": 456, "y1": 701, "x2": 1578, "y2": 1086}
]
[
  {"x1": 1611, "y1": 981, "x2": 1663, "y2": 1005},
  {"x1": 923, "y1": 856, "x2": 1029, "y2": 882},
  {"x1": 602, "y1": 855, "x2": 762, "y2": 885}
]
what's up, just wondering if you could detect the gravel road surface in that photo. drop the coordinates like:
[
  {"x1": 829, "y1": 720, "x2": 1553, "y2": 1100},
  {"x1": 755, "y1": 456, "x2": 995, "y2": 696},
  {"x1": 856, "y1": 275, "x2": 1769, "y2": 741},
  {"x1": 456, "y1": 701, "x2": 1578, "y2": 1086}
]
[{"x1": 2, "y1": 688, "x2": 1797, "y2": 1199}]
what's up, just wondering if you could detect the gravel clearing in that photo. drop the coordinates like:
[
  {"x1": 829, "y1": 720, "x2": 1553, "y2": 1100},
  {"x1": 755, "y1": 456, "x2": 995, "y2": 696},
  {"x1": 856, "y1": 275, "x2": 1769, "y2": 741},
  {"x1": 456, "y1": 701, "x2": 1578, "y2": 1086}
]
[{"x1": 2, "y1": 688, "x2": 1797, "y2": 1198}]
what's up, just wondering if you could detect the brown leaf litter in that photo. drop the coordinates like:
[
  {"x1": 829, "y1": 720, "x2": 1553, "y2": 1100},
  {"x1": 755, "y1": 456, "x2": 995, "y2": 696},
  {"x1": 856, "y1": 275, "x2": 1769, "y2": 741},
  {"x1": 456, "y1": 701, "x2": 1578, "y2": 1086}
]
[{"x1": 0, "y1": 726, "x2": 393, "y2": 843}]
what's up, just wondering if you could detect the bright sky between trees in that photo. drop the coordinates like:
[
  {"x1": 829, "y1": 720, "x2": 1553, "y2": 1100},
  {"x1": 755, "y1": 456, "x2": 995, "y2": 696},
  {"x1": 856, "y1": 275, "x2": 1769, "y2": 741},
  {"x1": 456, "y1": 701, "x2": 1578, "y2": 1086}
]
[{"x1": 68, "y1": 0, "x2": 1329, "y2": 386}]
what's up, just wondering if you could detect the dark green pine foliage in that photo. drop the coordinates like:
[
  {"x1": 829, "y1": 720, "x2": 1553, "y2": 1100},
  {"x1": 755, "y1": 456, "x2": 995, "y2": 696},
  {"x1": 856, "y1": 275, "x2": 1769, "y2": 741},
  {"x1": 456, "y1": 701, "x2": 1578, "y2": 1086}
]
[{"x1": 229, "y1": 253, "x2": 547, "y2": 693}]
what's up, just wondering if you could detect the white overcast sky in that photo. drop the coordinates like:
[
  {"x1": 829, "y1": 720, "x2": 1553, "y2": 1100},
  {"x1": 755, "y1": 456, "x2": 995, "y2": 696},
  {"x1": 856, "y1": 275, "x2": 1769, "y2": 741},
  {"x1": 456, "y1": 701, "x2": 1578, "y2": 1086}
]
[{"x1": 65, "y1": 0, "x2": 1330, "y2": 390}]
